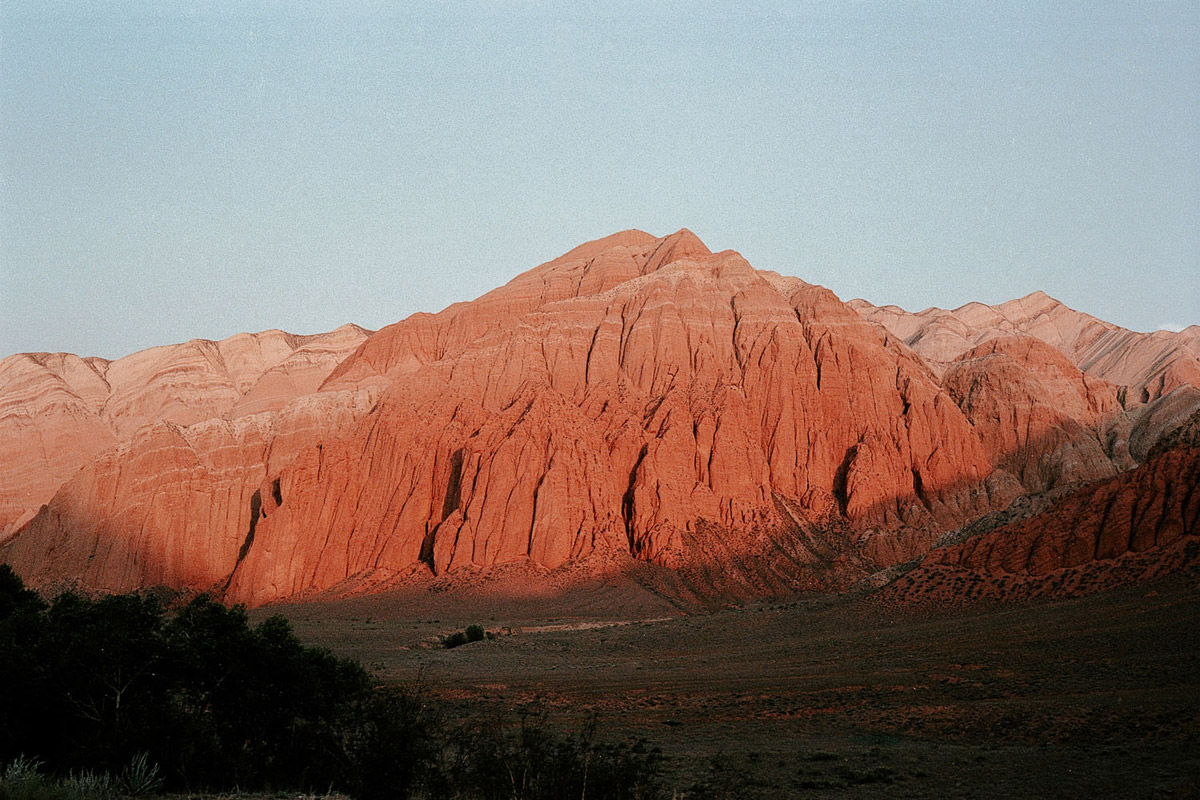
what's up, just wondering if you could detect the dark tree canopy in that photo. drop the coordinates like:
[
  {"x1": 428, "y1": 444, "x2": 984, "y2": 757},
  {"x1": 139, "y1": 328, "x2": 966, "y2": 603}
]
[{"x1": 0, "y1": 568, "x2": 665, "y2": 800}]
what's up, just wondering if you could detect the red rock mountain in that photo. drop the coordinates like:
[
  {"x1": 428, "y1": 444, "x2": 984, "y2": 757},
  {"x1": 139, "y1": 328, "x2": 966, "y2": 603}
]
[
  {"x1": 880, "y1": 410, "x2": 1200, "y2": 604},
  {"x1": 0, "y1": 326, "x2": 370, "y2": 539},
  {"x1": 2, "y1": 230, "x2": 1196, "y2": 605},
  {"x1": 849, "y1": 293, "x2": 1200, "y2": 402}
]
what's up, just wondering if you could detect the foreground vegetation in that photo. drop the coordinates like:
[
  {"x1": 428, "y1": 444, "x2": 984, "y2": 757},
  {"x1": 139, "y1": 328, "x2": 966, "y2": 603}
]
[{"x1": 0, "y1": 566, "x2": 664, "y2": 799}]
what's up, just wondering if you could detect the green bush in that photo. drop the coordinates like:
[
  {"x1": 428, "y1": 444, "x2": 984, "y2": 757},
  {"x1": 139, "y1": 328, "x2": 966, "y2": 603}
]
[
  {"x1": 0, "y1": 753, "x2": 161, "y2": 800},
  {"x1": 444, "y1": 624, "x2": 486, "y2": 648},
  {"x1": 118, "y1": 753, "x2": 162, "y2": 797}
]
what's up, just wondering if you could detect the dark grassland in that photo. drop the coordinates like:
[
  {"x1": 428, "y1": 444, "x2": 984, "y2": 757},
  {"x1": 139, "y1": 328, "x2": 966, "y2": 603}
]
[
  {"x1": 269, "y1": 574, "x2": 1200, "y2": 799},
  {"x1": 3, "y1": 560, "x2": 1196, "y2": 798}
]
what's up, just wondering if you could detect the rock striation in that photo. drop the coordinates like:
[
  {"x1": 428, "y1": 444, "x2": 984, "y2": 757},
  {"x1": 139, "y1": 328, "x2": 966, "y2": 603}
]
[
  {"x1": 225, "y1": 230, "x2": 1012, "y2": 603},
  {"x1": 0, "y1": 326, "x2": 370, "y2": 540},
  {"x1": 1, "y1": 230, "x2": 1195, "y2": 606},
  {"x1": 0, "y1": 389, "x2": 377, "y2": 593},
  {"x1": 880, "y1": 410, "x2": 1200, "y2": 603},
  {"x1": 941, "y1": 336, "x2": 1127, "y2": 493},
  {"x1": 849, "y1": 292, "x2": 1200, "y2": 402},
  {"x1": 0, "y1": 353, "x2": 116, "y2": 539}
]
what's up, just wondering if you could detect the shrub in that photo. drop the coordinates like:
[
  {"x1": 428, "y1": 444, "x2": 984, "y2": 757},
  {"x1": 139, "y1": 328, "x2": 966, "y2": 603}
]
[
  {"x1": 443, "y1": 624, "x2": 486, "y2": 648},
  {"x1": 118, "y1": 753, "x2": 162, "y2": 797},
  {"x1": 688, "y1": 752, "x2": 767, "y2": 799},
  {"x1": 438, "y1": 711, "x2": 665, "y2": 800},
  {"x1": 0, "y1": 570, "x2": 668, "y2": 799},
  {"x1": 340, "y1": 687, "x2": 439, "y2": 800},
  {"x1": 1, "y1": 755, "x2": 43, "y2": 783},
  {"x1": 0, "y1": 573, "x2": 377, "y2": 795},
  {"x1": 1, "y1": 757, "x2": 123, "y2": 800},
  {"x1": 64, "y1": 769, "x2": 118, "y2": 800}
]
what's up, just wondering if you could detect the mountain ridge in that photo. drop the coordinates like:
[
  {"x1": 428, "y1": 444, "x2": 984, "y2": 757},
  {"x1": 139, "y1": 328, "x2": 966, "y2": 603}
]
[
  {"x1": 848, "y1": 291, "x2": 1200, "y2": 401},
  {"x1": 2, "y1": 230, "x2": 1196, "y2": 606},
  {"x1": 0, "y1": 324, "x2": 372, "y2": 539}
]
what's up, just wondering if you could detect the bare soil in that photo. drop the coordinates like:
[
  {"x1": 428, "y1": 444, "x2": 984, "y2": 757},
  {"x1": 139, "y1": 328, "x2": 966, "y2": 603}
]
[{"x1": 257, "y1": 575, "x2": 1200, "y2": 799}]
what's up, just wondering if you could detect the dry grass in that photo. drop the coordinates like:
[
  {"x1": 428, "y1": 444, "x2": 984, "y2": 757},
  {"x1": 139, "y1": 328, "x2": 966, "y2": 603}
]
[{"x1": 257, "y1": 574, "x2": 1200, "y2": 798}]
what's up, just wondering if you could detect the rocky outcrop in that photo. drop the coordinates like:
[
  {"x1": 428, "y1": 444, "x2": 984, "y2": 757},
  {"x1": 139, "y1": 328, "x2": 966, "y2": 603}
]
[
  {"x1": 102, "y1": 325, "x2": 372, "y2": 438},
  {"x1": 942, "y1": 336, "x2": 1126, "y2": 492},
  {"x1": 879, "y1": 412, "x2": 1200, "y2": 603},
  {"x1": 849, "y1": 292, "x2": 1200, "y2": 402},
  {"x1": 1128, "y1": 385, "x2": 1200, "y2": 462},
  {"x1": 3, "y1": 230, "x2": 1192, "y2": 606},
  {"x1": 221, "y1": 230, "x2": 1013, "y2": 604},
  {"x1": 0, "y1": 353, "x2": 116, "y2": 539},
  {"x1": 0, "y1": 326, "x2": 370, "y2": 539},
  {"x1": 0, "y1": 389, "x2": 377, "y2": 594}
]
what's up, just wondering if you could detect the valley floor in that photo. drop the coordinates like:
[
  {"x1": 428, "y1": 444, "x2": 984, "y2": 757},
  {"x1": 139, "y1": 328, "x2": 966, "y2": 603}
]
[{"x1": 260, "y1": 575, "x2": 1200, "y2": 799}]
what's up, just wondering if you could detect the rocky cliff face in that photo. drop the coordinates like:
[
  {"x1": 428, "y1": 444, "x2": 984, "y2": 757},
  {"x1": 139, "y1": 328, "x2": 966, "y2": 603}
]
[
  {"x1": 849, "y1": 293, "x2": 1200, "y2": 403},
  {"x1": 223, "y1": 230, "x2": 1015, "y2": 604},
  {"x1": 0, "y1": 326, "x2": 370, "y2": 540},
  {"x1": 0, "y1": 353, "x2": 117, "y2": 538},
  {"x1": 941, "y1": 336, "x2": 1127, "y2": 493},
  {"x1": 1, "y1": 230, "x2": 1195, "y2": 605},
  {"x1": 0, "y1": 389, "x2": 377, "y2": 594},
  {"x1": 879, "y1": 411, "x2": 1200, "y2": 604}
]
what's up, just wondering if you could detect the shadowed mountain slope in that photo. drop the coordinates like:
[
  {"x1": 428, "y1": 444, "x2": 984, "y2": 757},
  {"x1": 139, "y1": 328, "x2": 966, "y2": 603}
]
[{"x1": 879, "y1": 410, "x2": 1200, "y2": 604}]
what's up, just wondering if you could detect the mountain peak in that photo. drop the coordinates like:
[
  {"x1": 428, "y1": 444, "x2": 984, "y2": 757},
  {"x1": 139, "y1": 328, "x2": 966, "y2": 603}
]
[
  {"x1": 1019, "y1": 289, "x2": 1059, "y2": 305},
  {"x1": 1004, "y1": 290, "x2": 1064, "y2": 314},
  {"x1": 643, "y1": 228, "x2": 713, "y2": 273},
  {"x1": 547, "y1": 229, "x2": 658, "y2": 267}
]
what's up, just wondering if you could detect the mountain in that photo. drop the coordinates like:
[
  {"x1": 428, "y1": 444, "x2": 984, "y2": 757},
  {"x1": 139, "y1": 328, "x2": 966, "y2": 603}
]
[
  {"x1": 0, "y1": 325, "x2": 371, "y2": 539},
  {"x1": 879, "y1": 409, "x2": 1200, "y2": 604},
  {"x1": 848, "y1": 292, "x2": 1200, "y2": 402},
  {"x1": 2, "y1": 230, "x2": 1197, "y2": 605}
]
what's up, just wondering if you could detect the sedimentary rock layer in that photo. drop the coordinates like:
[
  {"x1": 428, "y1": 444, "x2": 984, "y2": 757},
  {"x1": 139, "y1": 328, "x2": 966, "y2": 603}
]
[
  {"x1": 2, "y1": 229, "x2": 1194, "y2": 606},
  {"x1": 880, "y1": 412, "x2": 1200, "y2": 603},
  {"x1": 849, "y1": 293, "x2": 1200, "y2": 402},
  {"x1": 222, "y1": 230, "x2": 1014, "y2": 604},
  {"x1": 0, "y1": 326, "x2": 370, "y2": 538}
]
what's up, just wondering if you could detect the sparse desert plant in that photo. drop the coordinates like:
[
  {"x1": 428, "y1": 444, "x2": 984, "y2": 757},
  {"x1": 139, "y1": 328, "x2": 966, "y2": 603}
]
[
  {"x1": 2, "y1": 755, "x2": 43, "y2": 783},
  {"x1": 118, "y1": 753, "x2": 162, "y2": 797},
  {"x1": 0, "y1": 755, "x2": 82, "y2": 800},
  {"x1": 1, "y1": 765, "x2": 122, "y2": 800},
  {"x1": 444, "y1": 624, "x2": 486, "y2": 648},
  {"x1": 65, "y1": 768, "x2": 118, "y2": 800},
  {"x1": 437, "y1": 710, "x2": 665, "y2": 800},
  {"x1": 688, "y1": 752, "x2": 767, "y2": 799}
]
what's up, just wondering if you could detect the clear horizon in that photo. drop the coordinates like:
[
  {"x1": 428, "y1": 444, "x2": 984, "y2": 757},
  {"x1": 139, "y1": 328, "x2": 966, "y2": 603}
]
[{"x1": 3, "y1": 1, "x2": 1197, "y2": 360}]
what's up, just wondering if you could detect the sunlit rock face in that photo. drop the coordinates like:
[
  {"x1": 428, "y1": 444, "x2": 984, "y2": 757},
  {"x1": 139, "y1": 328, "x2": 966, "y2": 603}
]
[
  {"x1": 224, "y1": 229, "x2": 1012, "y2": 604},
  {"x1": 2, "y1": 230, "x2": 1195, "y2": 605},
  {"x1": 0, "y1": 327, "x2": 370, "y2": 542},
  {"x1": 849, "y1": 293, "x2": 1200, "y2": 402}
]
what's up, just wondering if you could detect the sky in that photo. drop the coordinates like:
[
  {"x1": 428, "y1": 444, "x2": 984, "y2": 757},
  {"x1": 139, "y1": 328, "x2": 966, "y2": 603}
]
[{"x1": 2, "y1": 1, "x2": 1197, "y2": 360}]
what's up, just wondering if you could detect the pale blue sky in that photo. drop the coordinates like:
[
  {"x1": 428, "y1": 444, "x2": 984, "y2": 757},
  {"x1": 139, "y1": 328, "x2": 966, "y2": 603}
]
[{"x1": 2, "y1": 1, "x2": 1197, "y2": 359}]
